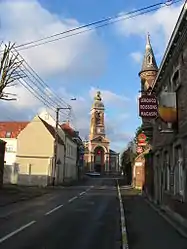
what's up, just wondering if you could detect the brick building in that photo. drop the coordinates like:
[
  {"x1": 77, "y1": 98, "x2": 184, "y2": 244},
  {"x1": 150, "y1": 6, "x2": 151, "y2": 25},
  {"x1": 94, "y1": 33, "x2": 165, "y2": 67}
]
[{"x1": 140, "y1": 2, "x2": 187, "y2": 226}]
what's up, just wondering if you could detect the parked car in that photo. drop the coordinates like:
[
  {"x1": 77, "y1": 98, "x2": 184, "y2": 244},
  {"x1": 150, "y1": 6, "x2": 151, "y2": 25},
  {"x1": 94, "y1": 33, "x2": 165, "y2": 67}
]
[{"x1": 86, "y1": 172, "x2": 101, "y2": 177}]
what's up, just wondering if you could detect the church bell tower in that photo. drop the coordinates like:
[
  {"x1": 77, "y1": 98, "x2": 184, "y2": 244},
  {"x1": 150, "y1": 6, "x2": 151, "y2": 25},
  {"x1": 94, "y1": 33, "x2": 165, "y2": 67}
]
[
  {"x1": 90, "y1": 91, "x2": 106, "y2": 140},
  {"x1": 84, "y1": 90, "x2": 110, "y2": 173}
]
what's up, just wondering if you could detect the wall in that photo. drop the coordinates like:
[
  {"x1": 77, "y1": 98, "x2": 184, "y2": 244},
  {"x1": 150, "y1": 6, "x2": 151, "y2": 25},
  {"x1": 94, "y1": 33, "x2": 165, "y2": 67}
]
[
  {"x1": 65, "y1": 136, "x2": 77, "y2": 181},
  {"x1": 0, "y1": 141, "x2": 6, "y2": 188},
  {"x1": 16, "y1": 117, "x2": 55, "y2": 186},
  {"x1": 1, "y1": 138, "x2": 18, "y2": 184},
  {"x1": 56, "y1": 143, "x2": 65, "y2": 184},
  {"x1": 133, "y1": 157, "x2": 145, "y2": 190},
  {"x1": 152, "y1": 11, "x2": 187, "y2": 218}
]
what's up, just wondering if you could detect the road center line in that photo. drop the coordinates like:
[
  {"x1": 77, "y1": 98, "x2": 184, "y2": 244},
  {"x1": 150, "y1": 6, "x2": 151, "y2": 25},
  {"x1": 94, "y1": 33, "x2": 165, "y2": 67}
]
[
  {"x1": 79, "y1": 191, "x2": 86, "y2": 196},
  {"x1": 68, "y1": 196, "x2": 78, "y2": 203},
  {"x1": 117, "y1": 180, "x2": 129, "y2": 249},
  {"x1": 0, "y1": 220, "x2": 36, "y2": 244},
  {"x1": 45, "y1": 204, "x2": 64, "y2": 216}
]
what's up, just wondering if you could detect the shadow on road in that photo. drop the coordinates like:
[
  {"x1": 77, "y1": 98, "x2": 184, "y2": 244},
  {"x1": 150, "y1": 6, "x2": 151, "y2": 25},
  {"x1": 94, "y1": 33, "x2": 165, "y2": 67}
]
[{"x1": 120, "y1": 188, "x2": 187, "y2": 249}]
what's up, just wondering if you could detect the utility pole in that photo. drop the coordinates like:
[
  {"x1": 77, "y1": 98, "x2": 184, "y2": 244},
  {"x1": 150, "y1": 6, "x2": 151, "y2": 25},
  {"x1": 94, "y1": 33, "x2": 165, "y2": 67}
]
[{"x1": 52, "y1": 106, "x2": 71, "y2": 186}]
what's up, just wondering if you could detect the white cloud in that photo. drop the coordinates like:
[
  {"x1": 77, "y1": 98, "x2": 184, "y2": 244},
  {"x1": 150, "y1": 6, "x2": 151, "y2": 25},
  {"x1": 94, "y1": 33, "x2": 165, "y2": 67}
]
[
  {"x1": 0, "y1": 85, "x2": 132, "y2": 151},
  {"x1": 117, "y1": 3, "x2": 183, "y2": 57},
  {"x1": 44, "y1": 87, "x2": 131, "y2": 149},
  {"x1": 130, "y1": 51, "x2": 143, "y2": 63},
  {"x1": 89, "y1": 87, "x2": 130, "y2": 107},
  {"x1": 0, "y1": 0, "x2": 134, "y2": 151},
  {"x1": 0, "y1": 0, "x2": 106, "y2": 79}
]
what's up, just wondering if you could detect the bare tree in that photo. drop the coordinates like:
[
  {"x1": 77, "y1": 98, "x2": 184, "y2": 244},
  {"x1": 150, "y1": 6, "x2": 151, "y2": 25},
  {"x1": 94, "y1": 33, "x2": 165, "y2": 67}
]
[{"x1": 0, "y1": 42, "x2": 24, "y2": 101}]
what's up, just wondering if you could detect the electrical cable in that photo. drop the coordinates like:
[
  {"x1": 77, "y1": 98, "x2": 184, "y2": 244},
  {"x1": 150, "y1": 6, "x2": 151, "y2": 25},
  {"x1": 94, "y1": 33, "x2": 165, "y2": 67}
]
[{"x1": 14, "y1": 0, "x2": 183, "y2": 51}]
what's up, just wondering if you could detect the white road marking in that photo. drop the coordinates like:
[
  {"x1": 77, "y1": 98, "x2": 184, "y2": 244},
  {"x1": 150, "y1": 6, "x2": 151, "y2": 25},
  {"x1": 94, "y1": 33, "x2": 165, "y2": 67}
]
[
  {"x1": 0, "y1": 221, "x2": 36, "y2": 244},
  {"x1": 68, "y1": 196, "x2": 78, "y2": 203},
  {"x1": 117, "y1": 180, "x2": 129, "y2": 249},
  {"x1": 45, "y1": 204, "x2": 64, "y2": 216},
  {"x1": 79, "y1": 191, "x2": 86, "y2": 196}
]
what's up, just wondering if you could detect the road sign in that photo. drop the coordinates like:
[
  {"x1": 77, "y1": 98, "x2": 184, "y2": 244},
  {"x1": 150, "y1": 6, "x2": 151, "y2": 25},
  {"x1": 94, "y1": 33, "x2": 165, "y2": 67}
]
[
  {"x1": 136, "y1": 146, "x2": 143, "y2": 154},
  {"x1": 139, "y1": 95, "x2": 158, "y2": 118},
  {"x1": 137, "y1": 133, "x2": 147, "y2": 146}
]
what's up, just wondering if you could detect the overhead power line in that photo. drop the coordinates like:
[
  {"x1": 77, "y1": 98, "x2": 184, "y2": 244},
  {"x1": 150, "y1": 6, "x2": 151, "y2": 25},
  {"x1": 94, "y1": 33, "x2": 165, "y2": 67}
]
[
  {"x1": 14, "y1": 0, "x2": 183, "y2": 51},
  {"x1": 2, "y1": 44, "x2": 73, "y2": 120}
]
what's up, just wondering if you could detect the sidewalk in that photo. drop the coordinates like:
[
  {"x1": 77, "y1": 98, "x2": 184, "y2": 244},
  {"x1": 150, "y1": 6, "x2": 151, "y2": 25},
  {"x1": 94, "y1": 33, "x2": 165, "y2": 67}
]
[
  {"x1": 144, "y1": 194, "x2": 187, "y2": 239},
  {"x1": 0, "y1": 184, "x2": 50, "y2": 207},
  {"x1": 120, "y1": 188, "x2": 187, "y2": 249}
]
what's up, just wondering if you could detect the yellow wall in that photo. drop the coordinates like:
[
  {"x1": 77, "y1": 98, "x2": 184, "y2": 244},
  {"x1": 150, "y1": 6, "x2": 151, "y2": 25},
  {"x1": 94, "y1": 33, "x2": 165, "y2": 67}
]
[{"x1": 17, "y1": 116, "x2": 54, "y2": 157}]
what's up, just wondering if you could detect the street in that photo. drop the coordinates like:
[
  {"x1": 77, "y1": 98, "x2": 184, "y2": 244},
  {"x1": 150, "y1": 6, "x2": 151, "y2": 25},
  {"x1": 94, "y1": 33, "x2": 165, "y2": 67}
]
[
  {"x1": 0, "y1": 177, "x2": 187, "y2": 249},
  {"x1": 0, "y1": 177, "x2": 121, "y2": 249}
]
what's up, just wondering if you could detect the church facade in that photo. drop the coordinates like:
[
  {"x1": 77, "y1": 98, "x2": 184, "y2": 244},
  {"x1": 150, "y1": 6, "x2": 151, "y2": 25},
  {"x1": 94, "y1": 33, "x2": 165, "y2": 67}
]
[{"x1": 84, "y1": 91, "x2": 119, "y2": 173}]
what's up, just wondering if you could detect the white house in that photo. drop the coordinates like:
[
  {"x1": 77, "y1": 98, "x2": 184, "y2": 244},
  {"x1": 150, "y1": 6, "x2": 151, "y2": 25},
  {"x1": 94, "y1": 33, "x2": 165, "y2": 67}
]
[
  {"x1": 39, "y1": 110, "x2": 78, "y2": 182},
  {"x1": 0, "y1": 122, "x2": 28, "y2": 184}
]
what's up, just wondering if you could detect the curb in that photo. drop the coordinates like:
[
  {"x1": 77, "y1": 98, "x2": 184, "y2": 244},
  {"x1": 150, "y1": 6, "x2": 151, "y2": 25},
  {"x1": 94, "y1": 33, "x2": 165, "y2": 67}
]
[
  {"x1": 117, "y1": 180, "x2": 129, "y2": 249},
  {"x1": 144, "y1": 197, "x2": 187, "y2": 239}
]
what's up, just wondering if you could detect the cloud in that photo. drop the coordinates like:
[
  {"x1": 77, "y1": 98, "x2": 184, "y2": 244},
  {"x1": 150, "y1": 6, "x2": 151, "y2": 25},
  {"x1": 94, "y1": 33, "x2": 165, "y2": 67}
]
[
  {"x1": 0, "y1": 85, "x2": 132, "y2": 151},
  {"x1": 89, "y1": 87, "x2": 130, "y2": 107},
  {"x1": 43, "y1": 87, "x2": 131, "y2": 149},
  {"x1": 117, "y1": 3, "x2": 183, "y2": 56},
  {"x1": 0, "y1": 0, "x2": 106, "y2": 79},
  {"x1": 4, "y1": 82, "x2": 40, "y2": 109},
  {"x1": 130, "y1": 51, "x2": 143, "y2": 63}
]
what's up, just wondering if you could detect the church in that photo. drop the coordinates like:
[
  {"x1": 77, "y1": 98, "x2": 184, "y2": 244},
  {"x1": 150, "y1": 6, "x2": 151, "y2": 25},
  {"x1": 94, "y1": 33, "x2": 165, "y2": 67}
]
[{"x1": 83, "y1": 91, "x2": 119, "y2": 174}]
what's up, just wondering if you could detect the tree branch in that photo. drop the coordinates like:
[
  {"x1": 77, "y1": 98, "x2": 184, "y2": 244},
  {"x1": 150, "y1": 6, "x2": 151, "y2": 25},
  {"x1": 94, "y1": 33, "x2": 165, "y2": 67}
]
[{"x1": 0, "y1": 42, "x2": 24, "y2": 101}]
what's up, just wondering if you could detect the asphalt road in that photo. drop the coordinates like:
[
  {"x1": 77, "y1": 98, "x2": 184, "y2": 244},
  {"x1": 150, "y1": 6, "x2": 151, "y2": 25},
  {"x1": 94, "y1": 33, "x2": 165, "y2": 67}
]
[
  {"x1": 120, "y1": 188, "x2": 187, "y2": 249},
  {"x1": 0, "y1": 177, "x2": 122, "y2": 249}
]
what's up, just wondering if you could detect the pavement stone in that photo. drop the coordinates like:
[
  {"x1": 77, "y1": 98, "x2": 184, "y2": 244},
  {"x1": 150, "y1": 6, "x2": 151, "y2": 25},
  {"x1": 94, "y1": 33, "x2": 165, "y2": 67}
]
[{"x1": 120, "y1": 188, "x2": 187, "y2": 249}]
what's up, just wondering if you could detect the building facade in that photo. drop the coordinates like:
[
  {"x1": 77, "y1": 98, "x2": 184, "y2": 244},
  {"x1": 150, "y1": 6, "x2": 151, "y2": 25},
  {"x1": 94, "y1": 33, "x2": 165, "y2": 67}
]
[
  {"x1": 84, "y1": 91, "x2": 119, "y2": 173},
  {"x1": 151, "y1": 3, "x2": 187, "y2": 221},
  {"x1": 139, "y1": 2, "x2": 187, "y2": 226},
  {"x1": 39, "y1": 110, "x2": 78, "y2": 183},
  {"x1": 0, "y1": 122, "x2": 28, "y2": 184},
  {"x1": 0, "y1": 139, "x2": 6, "y2": 188},
  {"x1": 16, "y1": 115, "x2": 65, "y2": 186}
]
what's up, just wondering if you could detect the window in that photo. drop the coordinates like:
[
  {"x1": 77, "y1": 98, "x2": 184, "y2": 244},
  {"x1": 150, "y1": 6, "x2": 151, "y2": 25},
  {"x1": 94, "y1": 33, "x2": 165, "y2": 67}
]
[
  {"x1": 174, "y1": 146, "x2": 185, "y2": 197},
  {"x1": 164, "y1": 152, "x2": 170, "y2": 191},
  {"x1": 6, "y1": 144, "x2": 14, "y2": 152},
  {"x1": 5, "y1": 131, "x2": 11, "y2": 138},
  {"x1": 171, "y1": 70, "x2": 180, "y2": 90},
  {"x1": 147, "y1": 55, "x2": 152, "y2": 65}
]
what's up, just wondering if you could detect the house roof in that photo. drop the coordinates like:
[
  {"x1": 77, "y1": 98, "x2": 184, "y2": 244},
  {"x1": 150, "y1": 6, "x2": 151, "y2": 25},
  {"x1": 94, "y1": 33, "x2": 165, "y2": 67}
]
[
  {"x1": 39, "y1": 117, "x2": 65, "y2": 145},
  {"x1": 0, "y1": 121, "x2": 29, "y2": 138},
  {"x1": 60, "y1": 122, "x2": 78, "y2": 138},
  {"x1": 110, "y1": 149, "x2": 118, "y2": 155}
]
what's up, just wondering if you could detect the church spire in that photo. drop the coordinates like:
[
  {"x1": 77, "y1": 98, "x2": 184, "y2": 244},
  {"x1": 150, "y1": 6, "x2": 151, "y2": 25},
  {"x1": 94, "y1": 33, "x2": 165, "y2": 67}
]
[{"x1": 139, "y1": 33, "x2": 158, "y2": 76}]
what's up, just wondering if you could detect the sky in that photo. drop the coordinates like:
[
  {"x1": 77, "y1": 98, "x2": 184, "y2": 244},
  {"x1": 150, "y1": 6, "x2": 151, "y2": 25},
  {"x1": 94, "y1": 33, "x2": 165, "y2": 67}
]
[{"x1": 0, "y1": 0, "x2": 184, "y2": 152}]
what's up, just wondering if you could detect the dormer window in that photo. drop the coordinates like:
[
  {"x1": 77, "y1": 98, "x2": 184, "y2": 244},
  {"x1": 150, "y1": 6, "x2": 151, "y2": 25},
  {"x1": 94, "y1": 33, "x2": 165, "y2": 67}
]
[
  {"x1": 147, "y1": 55, "x2": 153, "y2": 65},
  {"x1": 5, "y1": 131, "x2": 11, "y2": 138}
]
